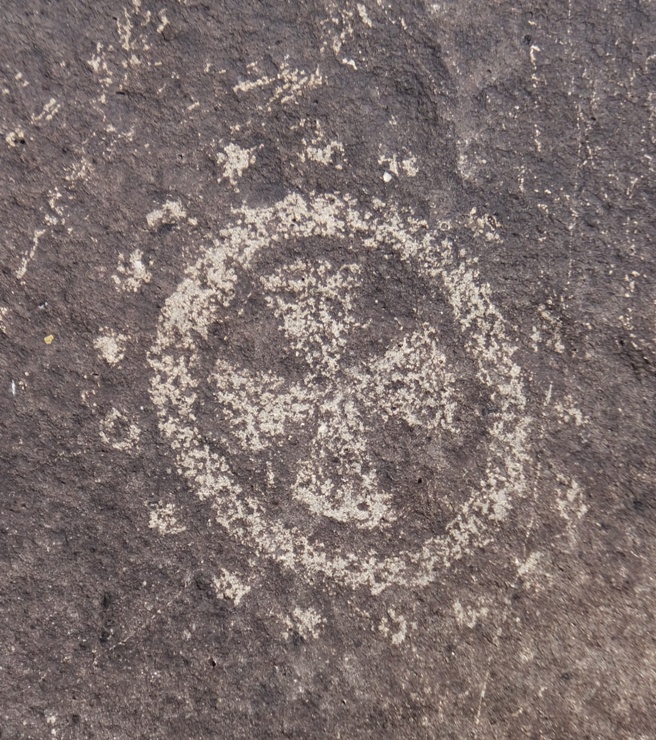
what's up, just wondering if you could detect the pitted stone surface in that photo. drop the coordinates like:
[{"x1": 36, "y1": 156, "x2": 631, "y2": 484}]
[{"x1": 1, "y1": 1, "x2": 655, "y2": 738}]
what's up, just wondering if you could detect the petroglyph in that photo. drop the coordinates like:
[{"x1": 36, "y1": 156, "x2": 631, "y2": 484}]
[
  {"x1": 113, "y1": 250, "x2": 152, "y2": 292},
  {"x1": 148, "y1": 502, "x2": 186, "y2": 535},
  {"x1": 215, "y1": 143, "x2": 256, "y2": 189},
  {"x1": 99, "y1": 408, "x2": 141, "y2": 452},
  {"x1": 4, "y1": 127, "x2": 24, "y2": 147},
  {"x1": 453, "y1": 599, "x2": 490, "y2": 629},
  {"x1": 146, "y1": 200, "x2": 188, "y2": 230},
  {"x1": 3, "y1": 0, "x2": 652, "y2": 734},
  {"x1": 378, "y1": 153, "x2": 419, "y2": 181},
  {"x1": 30, "y1": 98, "x2": 61, "y2": 125},
  {"x1": 95, "y1": 329, "x2": 128, "y2": 366},
  {"x1": 379, "y1": 608, "x2": 410, "y2": 645},
  {"x1": 212, "y1": 569, "x2": 251, "y2": 606},
  {"x1": 298, "y1": 122, "x2": 345, "y2": 168},
  {"x1": 283, "y1": 607, "x2": 325, "y2": 640},
  {"x1": 233, "y1": 62, "x2": 323, "y2": 112},
  {"x1": 148, "y1": 193, "x2": 532, "y2": 594}
]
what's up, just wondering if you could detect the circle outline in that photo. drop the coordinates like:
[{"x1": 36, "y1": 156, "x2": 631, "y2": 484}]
[{"x1": 148, "y1": 193, "x2": 530, "y2": 593}]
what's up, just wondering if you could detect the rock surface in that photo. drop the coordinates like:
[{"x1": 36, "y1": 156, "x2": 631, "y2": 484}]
[{"x1": 1, "y1": 1, "x2": 655, "y2": 737}]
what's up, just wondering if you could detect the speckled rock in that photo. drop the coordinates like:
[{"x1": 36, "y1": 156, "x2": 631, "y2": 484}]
[{"x1": 1, "y1": 1, "x2": 655, "y2": 738}]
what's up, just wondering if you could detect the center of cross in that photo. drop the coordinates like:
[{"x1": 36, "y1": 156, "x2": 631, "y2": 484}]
[{"x1": 210, "y1": 258, "x2": 459, "y2": 529}]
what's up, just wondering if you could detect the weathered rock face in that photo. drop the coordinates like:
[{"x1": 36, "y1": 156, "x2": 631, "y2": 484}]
[{"x1": 1, "y1": 1, "x2": 655, "y2": 737}]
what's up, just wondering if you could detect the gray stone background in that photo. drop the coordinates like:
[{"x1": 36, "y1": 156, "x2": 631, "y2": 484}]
[{"x1": 1, "y1": 0, "x2": 655, "y2": 737}]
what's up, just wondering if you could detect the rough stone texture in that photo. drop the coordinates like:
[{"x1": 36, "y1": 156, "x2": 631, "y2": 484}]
[{"x1": 1, "y1": 1, "x2": 655, "y2": 738}]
